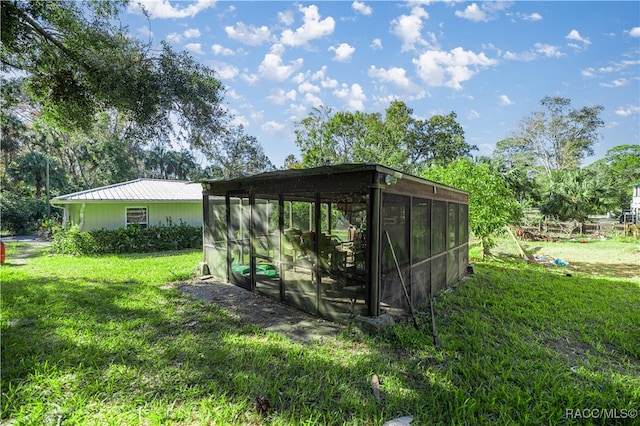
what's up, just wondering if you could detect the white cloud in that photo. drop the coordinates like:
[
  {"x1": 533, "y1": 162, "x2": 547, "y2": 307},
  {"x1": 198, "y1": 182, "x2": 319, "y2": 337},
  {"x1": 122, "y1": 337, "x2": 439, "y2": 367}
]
[
  {"x1": 482, "y1": 1, "x2": 514, "y2": 14},
  {"x1": 268, "y1": 89, "x2": 297, "y2": 105},
  {"x1": 566, "y1": 29, "x2": 590, "y2": 44},
  {"x1": 329, "y1": 43, "x2": 355, "y2": 62},
  {"x1": 298, "y1": 81, "x2": 320, "y2": 93},
  {"x1": 166, "y1": 32, "x2": 182, "y2": 43},
  {"x1": 278, "y1": 10, "x2": 294, "y2": 26},
  {"x1": 185, "y1": 43, "x2": 204, "y2": 55},
  {"x1": 582, "y1": 59, "x2": 640, "y2": 79},
  {"x1": 210, "y1": 61, "x2": 238, "y2": 80},
  {"x1": 225, "y1": 22, "x2": 272, "y2": 46},
  {"x1": 566, "y1": 29, "x2": 591, "y2": 50},
  {"x1": 352, "y1": 1, "x2": 372, "y2": 16},
  {"x1": 280, "y1": 4, "x2": 335, "y2": 47},
  {"x1": 230, "y1": 114, "x2": 249, "y2": 128},
  {"x1": 615, "y1": 105, "x2": 640, "y2": 116},
  {"x1": 499, "y1": 95, "x2": 512, "y2": 105},
  {"x1": 310, "y1": 66, "x2": 338, "y2": 89},
  {"x1": 391, "y1": 5, "x2": 433, "y2": 52},
  {"x1": 128, "y1": 0, "x2": 216, "y2": 19},
  {"x1": 467, "y1": 109, "x2": 480, "y2": 120},
  {"x1": 413, "y1": 47, "x2": 497, "y2": 90},
  {"x1": 249, "y1": 110, "x2": 264, "y2": 122},
  {"x1": 503, "y1": 50, "x2": 536, "y2": 62},
  {"x1": 581, "y1": 68, "x2": 596, "y2": 78},
  {"x1": 368, "y1": 65, "x2": 420, "y2": 93},
  {"x1": 370, "y1": 38, "x2": 383, "y2": 50},
  {"x1": 333, "y1": 83, "x2": 366, "y2": 110},
  {"x1": 255, "y1": 44, "x2": 304, "y2": 82},
  {"x1": 224, "y1": 88, "x2": 241, "y2": 100},
  {"x1": 628, "y1": 27, "x2": 640, "y2": 37},
  {"x1": 455, "y1": 3, "x2": 488, "y2": 22},
  {"x1": 184, "y1": 28, "x2": 201, "y2": 39},
  {"x1": 519, "y1": 12, "x2": 542, "y2": 22},
  {"x1": 262, "y1": 120, "x2": 287, "y2": 134},
  {"x1": 137, "y1": 26, "x2": 153, "y2": 39},
  {"x1": 535, "y1": 43, "x2": 564, "y2": 58},
  {"x1": 166, "y1": 28, "x2": 202, "y2": 44},
  {"x1": 212, "y1": 44, "x2": 234, "y2": 56},
  {"x1": 288, "y1": 103, "x2": 310, "y2": 121},
  {"x1": 292, "y1": 72, "x2": 306, "y2": 85},
  {"x1": 504, "y1": 42, "x2": 564, "y2": 61},
  {"x1": 600, "y1": 78, "x2": 629, "y2": 88},
  {"x1": 456, "y1": 2, "x2": 514, "y2": 22},
  {"x1": 303, "y1": 92, "x2": 323, "y2": 108}
]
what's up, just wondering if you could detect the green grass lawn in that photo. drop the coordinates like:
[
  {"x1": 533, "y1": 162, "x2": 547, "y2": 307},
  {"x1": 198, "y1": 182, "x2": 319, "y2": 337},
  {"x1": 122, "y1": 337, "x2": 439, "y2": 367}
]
[{"x1": 2, "y1": 241, "x2": 639, "y2": 425}]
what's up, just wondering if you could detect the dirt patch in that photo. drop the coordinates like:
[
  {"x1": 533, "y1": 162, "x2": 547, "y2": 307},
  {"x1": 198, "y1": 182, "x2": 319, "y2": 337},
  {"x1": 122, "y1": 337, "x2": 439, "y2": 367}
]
[
  {"x1": 174, "y1": 278, "x2": 344, "y2": 344},
  {"x1": 2, "y1": 237, "x2": 52, "y2": 265}
]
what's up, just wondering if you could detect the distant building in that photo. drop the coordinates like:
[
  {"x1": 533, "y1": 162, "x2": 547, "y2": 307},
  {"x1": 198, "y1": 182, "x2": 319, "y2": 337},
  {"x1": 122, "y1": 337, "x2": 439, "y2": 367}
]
[
  {"x1": 629, "y1": 183, "x2": 640, "y2": 224},
  {"x1": 50, "y1": 179, "x2": 203, "y2": 231}
]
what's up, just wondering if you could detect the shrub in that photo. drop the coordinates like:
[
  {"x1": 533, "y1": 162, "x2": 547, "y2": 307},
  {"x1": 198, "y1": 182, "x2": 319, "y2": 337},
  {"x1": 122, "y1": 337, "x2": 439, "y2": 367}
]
[
  {"x1": 52, "y1": 225, "x2": 98, "y2": 255},
  {"x1": 0, "y1": 192, "x2": 49, "y2": 235},
  {"x1": 52, "y1": 223, "x2": 202, "y2": 255}
]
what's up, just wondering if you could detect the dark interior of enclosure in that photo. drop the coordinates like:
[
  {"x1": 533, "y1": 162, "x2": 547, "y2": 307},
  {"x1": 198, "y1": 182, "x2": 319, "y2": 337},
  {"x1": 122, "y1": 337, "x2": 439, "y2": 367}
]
[{"x1": 202, "y1": 164, "x2": 469, "y2": 324}]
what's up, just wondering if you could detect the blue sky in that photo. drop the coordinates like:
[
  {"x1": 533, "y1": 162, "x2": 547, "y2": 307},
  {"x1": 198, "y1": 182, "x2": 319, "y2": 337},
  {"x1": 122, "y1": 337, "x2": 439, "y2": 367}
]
[{"x1": 124, "y1": 1, "x2": 640, "y2": 168}]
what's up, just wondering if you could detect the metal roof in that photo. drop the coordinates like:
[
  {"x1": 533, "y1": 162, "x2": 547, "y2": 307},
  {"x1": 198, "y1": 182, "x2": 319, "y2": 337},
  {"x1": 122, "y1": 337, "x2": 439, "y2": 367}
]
[
  {"x1": 203, "y1": 163, "x2": 468, "y2": 197},
  {"x1": 50, "y1": 179, "x2": 203, "y2": 204}
]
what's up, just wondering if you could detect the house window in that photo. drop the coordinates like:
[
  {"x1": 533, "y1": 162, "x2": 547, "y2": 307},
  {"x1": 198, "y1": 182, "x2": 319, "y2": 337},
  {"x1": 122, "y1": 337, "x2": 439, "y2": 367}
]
[{"x1": 126, "y1": 207, "x2": 148, "y2": 228}]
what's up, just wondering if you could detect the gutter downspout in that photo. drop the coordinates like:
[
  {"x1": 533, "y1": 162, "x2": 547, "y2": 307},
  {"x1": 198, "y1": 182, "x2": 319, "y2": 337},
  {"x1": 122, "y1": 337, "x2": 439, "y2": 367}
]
[{"x1": 79, "y1": 203, "x2": 86, "y2": 231}]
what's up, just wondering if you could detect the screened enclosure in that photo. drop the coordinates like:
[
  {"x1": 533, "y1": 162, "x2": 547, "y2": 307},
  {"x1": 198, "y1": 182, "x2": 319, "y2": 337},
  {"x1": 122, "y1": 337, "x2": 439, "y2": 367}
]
[{"x1": 202, "y1": 164, "x2": 469, "y2": 323}]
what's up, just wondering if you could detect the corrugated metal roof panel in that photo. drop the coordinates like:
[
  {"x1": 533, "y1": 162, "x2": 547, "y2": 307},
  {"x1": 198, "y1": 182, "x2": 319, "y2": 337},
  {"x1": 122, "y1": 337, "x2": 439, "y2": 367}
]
[{"x1": 51, "y1": 179, "x2": 203, "y2": 203}]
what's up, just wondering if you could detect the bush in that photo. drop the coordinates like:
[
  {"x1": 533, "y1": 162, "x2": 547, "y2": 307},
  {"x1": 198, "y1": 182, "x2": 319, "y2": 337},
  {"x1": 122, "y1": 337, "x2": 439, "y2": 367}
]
[
  {"x1": 51, "y1": 223, "x2": 202, "y2": 255},
  {"x1": 0, "y1": 192, "x2": 50, "y2": 235},
  {"x1": 52, "y1": 225, "x2": 98, "y2": 255}
]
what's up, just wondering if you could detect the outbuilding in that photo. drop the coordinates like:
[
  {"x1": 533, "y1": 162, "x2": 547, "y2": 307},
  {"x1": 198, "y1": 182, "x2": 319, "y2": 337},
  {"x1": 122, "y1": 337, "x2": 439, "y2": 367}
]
[
  {"x1": 50, "y1": 179, "x2": 202, "y2": 231},
  {"x1": 201, "y1": 164, "x2": 469, "y2": 323}
]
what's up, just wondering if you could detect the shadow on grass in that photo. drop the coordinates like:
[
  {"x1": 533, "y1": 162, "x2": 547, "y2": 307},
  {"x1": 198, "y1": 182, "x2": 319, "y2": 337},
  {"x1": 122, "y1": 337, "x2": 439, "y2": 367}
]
[
  {"x1": 1, "y1": 271, "x2": 440, "y2": 424},
  {"x1": 568, "y1": 261, "x2": 640, "y2": 280},
  {"x1": 2, "y1": 252, "x2": 639, "y2": 425}
]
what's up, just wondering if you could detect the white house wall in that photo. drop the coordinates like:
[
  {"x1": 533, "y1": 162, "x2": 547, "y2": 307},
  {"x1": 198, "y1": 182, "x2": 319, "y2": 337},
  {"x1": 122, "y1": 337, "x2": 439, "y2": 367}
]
[{"x1": 64, "y1": 202, "x2": 202, "y2": 231}]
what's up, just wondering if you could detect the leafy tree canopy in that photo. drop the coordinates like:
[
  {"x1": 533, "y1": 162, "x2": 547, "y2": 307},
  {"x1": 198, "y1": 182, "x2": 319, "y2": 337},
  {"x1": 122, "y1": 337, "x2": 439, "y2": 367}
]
[
  {"x1": 495, "y1": 96, "x2": 604, "y2": 177},
  {"x1": 540, "y1": 168, "x2": 613, "y2": 223},
  {"x1": 1, "y1": 0, "x2": 227, "y2": 150},
  {"x1": 294, "y1": 101, "x2": 476, "y2": 173},
  {"x1": 586, "y1": 144, "x2": 640, "y2": 210},
  {"x1": 423, "y1": 159, "x2": 522, "y2": 254},
  {"x1": 206, "y1": 125, "x2": 275, "y2": 179},
  {"x1": 476, "y1": 156, "x2": 542, "y2": 207}
]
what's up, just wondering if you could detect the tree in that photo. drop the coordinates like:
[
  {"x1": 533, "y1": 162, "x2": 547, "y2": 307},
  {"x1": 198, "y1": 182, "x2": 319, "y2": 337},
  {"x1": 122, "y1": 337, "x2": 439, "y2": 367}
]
[
  {"x1": 484, "y1": 154, "x2": 542, "y2": 207},
  {"x1": 540, "y1": 168, "x2": 612, "y2": 234},
  {"x1": 143, "y1": 146, "x2": 199, "y2": 180},
  {"x1": 1, "y1": 0, "x2": 227, "y2": 149},
  {"x1": 294, "y1": 101, "x2": 475, "y2": 173},
  {"x1": 497, "y1": 97, "x2": 604, "y2": 177},
  {"x1": 7, "y1": 151, "x2": 66, "y2": 199},
  {"x1": 207, "y1": 125, "x2": 275, "y2": 179},
  {"x1": 295, "y1": 106, "x2": 371, "y2": 166},
  {"x1": 410, "y1": 111, "x2": 473, "y2": 168},
  {"x1": 41, "y1": 113, "x2": 141, "y2": 190},
  {"x1": 423, "y1": 159, "x2": 522, "y2": 256},
  {"x1": 587, "y1": 144, "x2": 640, "y2": 212},
  {"x1": 283, "y1": 154, "x2": 302, "y2": 170},
  {"x1": 170, "y1": 150, "x2": 199, "y2": 181}
]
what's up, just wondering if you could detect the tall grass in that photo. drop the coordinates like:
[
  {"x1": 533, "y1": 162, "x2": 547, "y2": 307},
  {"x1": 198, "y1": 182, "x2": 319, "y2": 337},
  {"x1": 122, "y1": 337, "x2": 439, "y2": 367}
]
[{"x1": 2, "y1": 243, "x2": 639, "y2": 425}]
